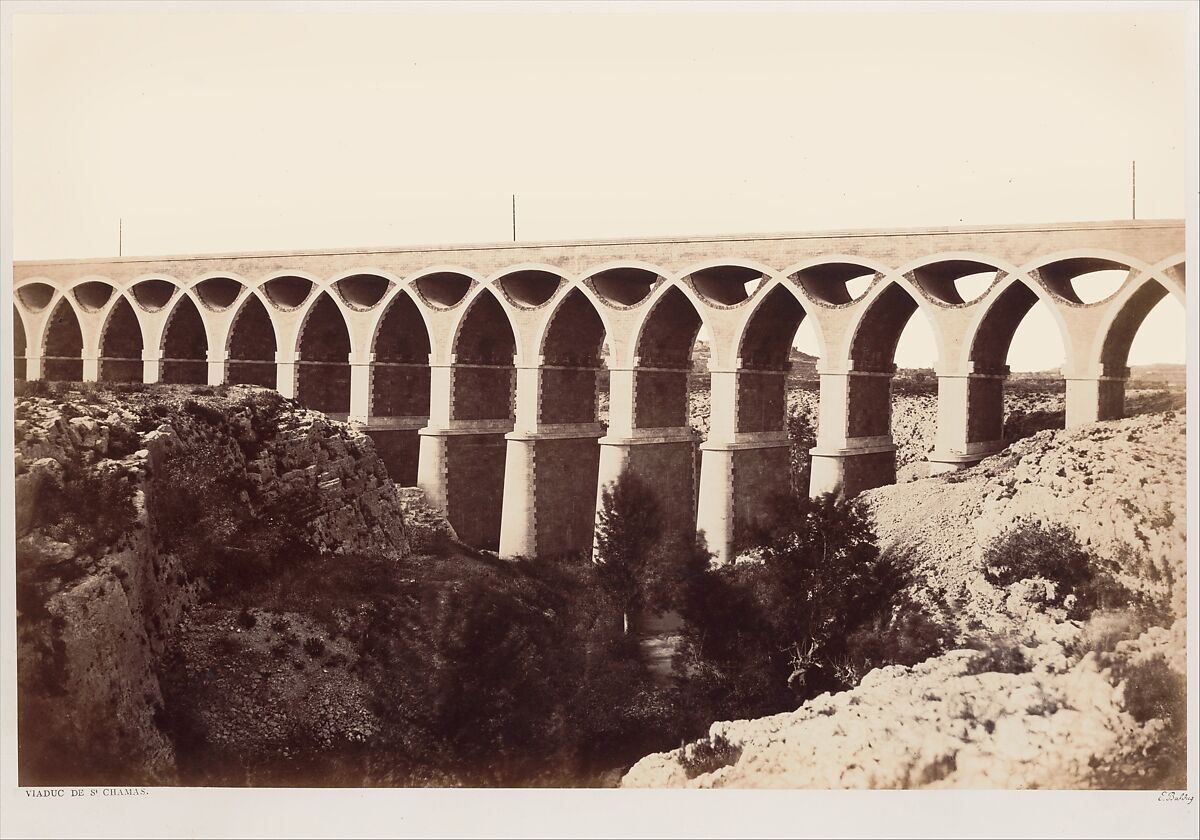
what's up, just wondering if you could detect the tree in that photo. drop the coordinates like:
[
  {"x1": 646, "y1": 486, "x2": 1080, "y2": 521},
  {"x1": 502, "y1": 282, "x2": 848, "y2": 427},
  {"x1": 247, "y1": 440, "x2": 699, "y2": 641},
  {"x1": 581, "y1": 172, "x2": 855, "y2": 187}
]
[{"x1": 593, "y1": 471, "x2": 661, "y2": 634}]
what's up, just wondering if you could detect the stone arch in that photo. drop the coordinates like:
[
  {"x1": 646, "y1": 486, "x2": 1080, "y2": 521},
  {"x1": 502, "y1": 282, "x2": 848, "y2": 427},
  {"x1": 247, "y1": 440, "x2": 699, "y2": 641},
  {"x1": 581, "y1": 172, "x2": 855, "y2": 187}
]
[
  {"x1": 13, "y1": 306, "x2": 28, "y2": 380},
  {"x1": 160, "y1": 294, "x2": 210, "y2": 384},
  {"x1": 297, "y1": 291, "x2": 352, "y2": 416},
  {"x1": 450, "y1": 287, "x2": 516, "y2": 421},
  {"x1": 16, "y1": 281, "x2": 56, "y2": 313},
  {"x1": 42, "y1": 297, "x2": 84, "y2": 381},
  {"x1": 226, "y1": 292, "x2": 278, "y2": 388},
  {"x1": 632, "y1": 284, "x2": 705, "y2": 429},
  {"x1": 99, "y1": 295, "x2": 145, "y2": 382},
  {"x1": 332, "y1": 271, "x2": 393, "y2": 311},
  {"x1": 848, "y1": 281, "x2": 938, "y2": 371},
  {"x1": 371, "y1": 289, "x2": 432, "y2": 418},
  {"x1": 538, "y1": 287, "x2": 607, "y2": 426}
]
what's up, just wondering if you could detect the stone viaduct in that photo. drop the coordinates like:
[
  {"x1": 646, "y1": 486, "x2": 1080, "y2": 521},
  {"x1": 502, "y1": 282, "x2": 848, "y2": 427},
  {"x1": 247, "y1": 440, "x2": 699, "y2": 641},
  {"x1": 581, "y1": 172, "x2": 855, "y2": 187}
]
[{"x1": 11, "y1": 220, "x2": 1186, "y2": 563}]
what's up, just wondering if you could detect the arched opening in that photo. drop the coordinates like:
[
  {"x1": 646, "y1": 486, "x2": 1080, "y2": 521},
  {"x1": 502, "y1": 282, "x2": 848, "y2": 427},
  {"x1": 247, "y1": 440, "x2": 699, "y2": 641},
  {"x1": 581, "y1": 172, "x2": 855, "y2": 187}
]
[
  {"x1": 452, "y1": 289, "x2": 516, "y2": 420},
  {"x1": 227, "y1": 294, "x2": 278, "y2": 388},
  {"x1": 161, "y1": 296, "x2": 210, "y2": 384},
  {"x1": 737, "y1": 284, "x2": 815, "y2": 500},
  {"x1": 99, "y1": 297, "x2": 144, "y2": 382},
  {"x1": 368, "y1": 292, "x2": 432, "y2": 485},
  {"x1": 13, "y1": 307, "x2": 27, "y2": 380},
  {"x1": 297, "y1": 292, "x2": 352, "y2": 417},
  {"x1": 971, "y1": 281, "x2": 1067, "y2": 442},
  {"x1": 1102, "y1": 280, "x2": 1186, "y2": 416},
  {"x1": 532, "y1": 288, "x2": 608, "y2": 554},
  {"x1": 446, "y1": 289, "x2": 517, "y2": 549},
  {"x1": 541, "y1": 288, "x2": 606, "y2": 424},
  {"x1": 42, "y1": 299, "x2": 84, "y2": 381},
  {"x1": 832, "y1": 282, "x2": 926, "y2": 491},
  {"x1": 623, "y1": 285, "x2": 706, "y2": 546},
  {"x1": 635, "y1": 285, "x2": 704, "y2": 428},
  {"x1": 891, "y1": 299, "x2": 941, "y2": 479}
]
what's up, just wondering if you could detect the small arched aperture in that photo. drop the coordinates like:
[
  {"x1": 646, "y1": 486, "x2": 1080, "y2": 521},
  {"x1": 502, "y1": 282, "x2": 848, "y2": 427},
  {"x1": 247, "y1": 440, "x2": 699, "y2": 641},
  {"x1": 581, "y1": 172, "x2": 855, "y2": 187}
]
[
  {"x1": 100, "y1": 296, "x2": 144, "y2": 382},
  {"x1": 372, "y1": 292, "x2": 432, "y2": 418},
  {"x1": 908, "y1": 259, "x2": 1001, "y2": 306},
  {"x1": 161, "y1": 296, "x2": 210, "y2": 384},
  {"x1": 73, "y1": 281, "x2": 114, "y2": 312},
  {"x1": 13, "y1": 306, "x2": 28, "y2": 380},
  {"x1": 414, "y1": 271, "x2": 473, "y2": 308},
  {"x1": 297, "y1": 292, "x2": 352, "y2": 416},
  {"x1": 687, "y1": 265, "x2": 766, "y2": 307},
  {"x1": 850, "y1": 283, "x2": 920, "y2": 371},
  {"x1": 1035, "y1": 256, "x2": 1131, "y2": 305},
  {"x1": 496, "y1": 269, "x2": 562, "y2": 309},
  {"x1": 336, "y1": 274, "x2": 392, "y2": 310},
  {"x1": 587, "y1": 266, "x2": 658, "y2": 307},
  {"x1": 736, "y1": 285, "x2": 811, "y2": 434},
  {"x1": 634, "y1": 285, "x2": 704, "y2": 429},
  {"x1": 17, "y1": 283, "x2": 55, "y2": 312},
  {"x1": 791, "y1": 262, "x2": 878, "y2": 305},
  {"x1": 42, "y1": 298, "x2": 84, "y2": 381},
  {"x1": 195, "y1": 277, "x2": 243, "y2": 310},
  {"x1": 227, "y1": 294, "x2": 278, "y2": 388},
  {"x1": 450, "y1": 289, "x2": 516, "y2": 421},
  {"x1": 131, "y1": 279, "x2": 177, "y2": 311},
  {"x1": 540, "y1": 288, "x2": 606, "y2": 425}
]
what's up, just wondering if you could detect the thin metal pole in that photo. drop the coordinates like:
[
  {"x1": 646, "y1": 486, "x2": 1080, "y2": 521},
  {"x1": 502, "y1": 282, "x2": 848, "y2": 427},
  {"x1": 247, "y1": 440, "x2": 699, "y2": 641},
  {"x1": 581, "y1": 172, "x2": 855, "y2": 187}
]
[
  {"x1": 512, "y1": 194, "x2": 517, "y2": 242},
  {"x1": 119, "y1": 218, "x2": 123, "y2": 256},
  {"x1": 1131, "y1": 161, "x2": 1136, "y2": 220}
]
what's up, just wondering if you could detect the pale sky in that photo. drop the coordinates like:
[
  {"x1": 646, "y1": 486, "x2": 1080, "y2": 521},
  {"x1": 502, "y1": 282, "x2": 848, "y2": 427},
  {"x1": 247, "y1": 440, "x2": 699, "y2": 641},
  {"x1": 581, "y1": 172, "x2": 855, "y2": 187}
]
[{"x1": 10, "y1": 4, "x2": 1190, "y2": 369}]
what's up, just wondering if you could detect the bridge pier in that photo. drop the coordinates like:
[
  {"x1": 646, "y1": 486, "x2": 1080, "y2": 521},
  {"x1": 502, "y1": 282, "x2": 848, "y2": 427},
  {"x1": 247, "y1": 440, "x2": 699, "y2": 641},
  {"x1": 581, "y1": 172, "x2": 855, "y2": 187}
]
[
  {"x1": 206, "y1": 349, "x2": 227, "y2": 386},
  {"x1": 1065, "y1": 368, "x2": 1127, "y2": 427},
  {"x1": 698, "y1": 368, "x2": 792, "y2": 563},
  {"x1": 81, "y1": 354, "x2": 100, "y2": 382},
  {"x1": 927, "y1": 363, "x2": 1008, "y2": 475},
  {"x1": 275, "y1": 351, "x2": 298, "y2": 399},
  {"x1": 808, "y1": 365, "x2": 896, "y2": 497}
]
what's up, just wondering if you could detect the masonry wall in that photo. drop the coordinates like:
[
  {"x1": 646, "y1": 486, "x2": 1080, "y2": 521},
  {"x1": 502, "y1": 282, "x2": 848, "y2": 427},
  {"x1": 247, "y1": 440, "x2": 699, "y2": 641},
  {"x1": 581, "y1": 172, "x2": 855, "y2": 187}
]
[
  {"x1": 444, "y1": 432, "x2": 508, "y2": 549},
  {"x1": 634, "y1": 370, "x2": 689, "y2": 428},
  {"x1": 534, "y1": 436, "x2": 602, "y2": 557},
  {"x1": 737, "y1": 372, "x2": 786, "y2": 433}
]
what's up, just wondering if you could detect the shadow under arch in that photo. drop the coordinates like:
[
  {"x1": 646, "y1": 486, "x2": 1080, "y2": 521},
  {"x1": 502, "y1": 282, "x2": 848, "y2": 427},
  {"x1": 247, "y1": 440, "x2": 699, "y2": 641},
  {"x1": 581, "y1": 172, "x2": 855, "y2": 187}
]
[
  {"x1": 42, "y1": 297, "x2": 84, "y2": 381},
  {"x1": 296, "y1": 291, "x2": 352, "y2": 416},
  {"x1": 99, "y1": 294, "x2": 145, "y2": 382},
  {"x1": 160, "y1": 294, "x2": 210, "y2": 384},
  {"x1": 367, "y1": 288, "x2": 433, "y2": 485},
  {"x1": 226, "y1": 291, "x2": 279, "y2": 389}
]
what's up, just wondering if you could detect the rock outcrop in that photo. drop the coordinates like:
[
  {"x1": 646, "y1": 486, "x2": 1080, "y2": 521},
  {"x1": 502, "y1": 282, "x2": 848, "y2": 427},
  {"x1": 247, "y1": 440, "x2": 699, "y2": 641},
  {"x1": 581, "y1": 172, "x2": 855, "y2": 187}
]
[
  {"x1": 622, "y1": 409, "x2": 1187, "y2": 789},
  {"x1": 14, "y1": 384, "x2": 412, "y2": 785}
]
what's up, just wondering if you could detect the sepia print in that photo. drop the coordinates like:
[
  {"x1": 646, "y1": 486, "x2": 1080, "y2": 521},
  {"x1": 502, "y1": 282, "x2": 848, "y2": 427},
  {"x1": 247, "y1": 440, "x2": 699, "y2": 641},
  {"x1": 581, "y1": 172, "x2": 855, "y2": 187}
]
[{"x1": 2, "y1": 2, "x2": 1196, "y2": 838}]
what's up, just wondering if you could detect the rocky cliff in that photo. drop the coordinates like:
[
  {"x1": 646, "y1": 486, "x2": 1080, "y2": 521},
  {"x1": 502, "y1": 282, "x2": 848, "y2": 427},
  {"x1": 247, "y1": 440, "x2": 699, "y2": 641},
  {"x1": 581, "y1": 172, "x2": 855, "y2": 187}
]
[
  {"x1": 622, "y1": 409, "x2": 1187, "y2": 789},
  {"x1": 14, "y1": 383, "x2": 412, "y2": 785}
]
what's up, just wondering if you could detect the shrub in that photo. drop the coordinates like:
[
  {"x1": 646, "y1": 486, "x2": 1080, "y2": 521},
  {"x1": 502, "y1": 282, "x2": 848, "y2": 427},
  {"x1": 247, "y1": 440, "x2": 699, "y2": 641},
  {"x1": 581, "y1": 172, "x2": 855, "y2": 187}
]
[
  {"x1": 679, "y1": 734, "x2": 742, "y2": 780},
  {"x1": 302, "y1": 637, "x2": 325, "y2": 658},
  {"x1": 982, "y1": 520, "x2": 1133, "y2": 620}
]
